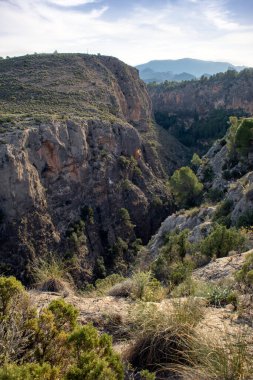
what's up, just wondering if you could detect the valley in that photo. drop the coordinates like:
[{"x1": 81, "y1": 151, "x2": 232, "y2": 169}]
[{"x1": 0, "y1": 53, "x2": 253, "y2": 380}]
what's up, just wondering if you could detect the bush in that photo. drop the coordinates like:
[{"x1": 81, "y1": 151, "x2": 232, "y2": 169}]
[
  {"x1": 0, "y1": 276, "x2": 24, "y2": 316},
  {"x1": 205, "y1": 188, "x2": 224, "y2": 203},
  {"x1": 0, "y1": 363, "x2": 59, "y2": 380},
  {"x1": 66, "y1": 324, "x2": 124, "y2": 380},
  {"x1": 171, "y1": 277, "x2": 209, "y2": 298},
  {"x1": 0, "y1": 276, "x2": 124, "y2": 378},
  {"x1": 200, "y1": 224, "x2": 245, "y2": 258},
  {"x1": 169, "y1": 166, "x2": 203, "y2": 208},
  {"x1": 236, "y1": 209, "x2": 253, "y2": 228},
  {"x1": 131, "y1": 271, "x2": 166, "y2": 302},
  {"x1": 202, "y1": 164, "x2": 214, "y2": 182},
  {"x1": 235, "y1": 252, "x2": 253, "y2": 286},
  {"x1": 235, "y1": 118, "x2": 253, "y2": 157},
  {"x1": 119, "y1": 208, "x2": 134, "y2": 228},
  {"x1": 191, "y1": 153, "x2": 202, "y2": 172},
  {"x1": 206, "y1": 285, "x2": 238, "y2": 308},
  {"x1": 213, "y1": 199, "x2": 233, "y2": 227},
  {"x1": 152, "y1": 229, "x2": 194, "y2": 286}
]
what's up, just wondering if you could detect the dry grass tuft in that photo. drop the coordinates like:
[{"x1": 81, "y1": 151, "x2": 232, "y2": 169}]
[
  {"x1": 31, "y1": 255, "x2": 74, "y2": 295},
  {"x1": 125, "y1": 298, "x2": 204, "y2": 374}
]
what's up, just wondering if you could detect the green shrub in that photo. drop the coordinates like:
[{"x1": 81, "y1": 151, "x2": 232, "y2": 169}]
[
  {"x1": 170, "y1": 166, "x2": 203, "y2": 208},
  {"x1": 119, "y1": 208, "x2": 134, "y2": 228},
  {"x1": 235, "y1": 252, "x2": 253, "y2": 286},
  {"x1": 206, "y1": 285, "x2": 238, "y2": 307},
  {"x1": 202, "y1": 164, "x2": 214, "y2": 182},
  {"x1": 0, "y1": 276, "x2": 24, "y2": 316},
  {"x1": 205, "y1": 188, "x2": 224, "y2": 203},
  {"x1": 66, "y1": 324, "x2": 124, "y2": 380},
  {"x1": 81, "y1": 206, "x2": 94, "y2": 224},
  {"x1": 0, "y1": 363, "x2": 59, "y2": 380},
  {"x1": 236, "y1": 209, "x2": 253, "y2": 228},
  {"x1": 131, "y1": 271, "x2": 166, "y2": 302},
  {"x1": 213, "y1": 199, "x2": 233, "y2": 227},
  {"x1": 48, "y1": 299, "x2": 78, "y2": 331},
  {"x1": 200, "y1": 224, "x2": 245, "y2": 258},
  {"x1": 171, "y1": 277, "x2": 209, "y2": 298},
  {"x1": 235, "y1": 118, "x2": 253, "y2": 157},
  {"x1": 191, "y1": 153, "x2": 202, "y2": 171},
  {"x1": 94, "y1": 256, "x2": 107, "y2": 279},
  {"x1": 152, "y1": 229, "x2": 194, "y2": 286},
  {"x1": 139, "y1": 369, "x2": 156, "y2": 380},
  {"x1": 0, "y1": 277, "x2": 125, "y2": 377}
]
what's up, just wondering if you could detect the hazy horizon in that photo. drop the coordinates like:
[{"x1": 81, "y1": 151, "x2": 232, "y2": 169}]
[{"x1": 1, "y1": 0, "x2": 253, "y2": 67}]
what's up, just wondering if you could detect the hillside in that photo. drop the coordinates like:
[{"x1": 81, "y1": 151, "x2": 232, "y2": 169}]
[
  {"x1": 0, "y1": 53, "x2": 178, "y2": 284},
  {"x1": 148, "y1": 69, "x2": 253, "y2": 153}
]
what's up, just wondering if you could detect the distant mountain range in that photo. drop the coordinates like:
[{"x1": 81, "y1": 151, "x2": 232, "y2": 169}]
[{"x1": 136, "y1": 58, "x2": 246, "y2": 83}]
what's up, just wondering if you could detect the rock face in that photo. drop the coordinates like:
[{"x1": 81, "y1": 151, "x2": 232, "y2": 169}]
[
  {"x1": 149, "y1": 69, "x2": 253, "y2": 117},
  {"x1": 0, "y1": 54, "x2": 173, "y2": 283},
  {"x1": 148, "y1": 206, "x2": 215, "y2": 257},
  {"x1": 193, "y1": 251, "x2": 250, "y2": 282},
  {"x1": 148, "y1": 69, "x2": 253, "y2": 153}
]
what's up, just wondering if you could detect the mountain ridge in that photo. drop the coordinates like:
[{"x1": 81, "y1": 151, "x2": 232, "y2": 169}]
[{"x1": 136, "y1": 57, "x2": 246, "y2": 83}]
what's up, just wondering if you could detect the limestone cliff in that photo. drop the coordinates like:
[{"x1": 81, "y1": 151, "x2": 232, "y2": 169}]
[
  {"x1": 148, "y1": 69, "x2": 253, "y2": 152},
  {"x1": 0, "y1": 54, "x2": 172, "y2": 283}
]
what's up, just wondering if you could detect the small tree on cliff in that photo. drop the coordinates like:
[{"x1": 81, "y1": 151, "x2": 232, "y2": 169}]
[{"x1": 170, "y1": 166, "x2": 203, "y2": 208}]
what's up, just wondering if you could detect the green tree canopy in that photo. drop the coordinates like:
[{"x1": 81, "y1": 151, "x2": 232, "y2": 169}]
[
  {"x1": 235, "y1": 118, "x2": 253, "y2": 156},
  {"x1": 169, "y1": 166, "x2": 203, "y2": 208}
]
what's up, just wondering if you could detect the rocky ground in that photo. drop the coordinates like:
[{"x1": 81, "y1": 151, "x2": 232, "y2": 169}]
[{"x1": 30, "y1": 251, "x2": 253, "y2": 360}]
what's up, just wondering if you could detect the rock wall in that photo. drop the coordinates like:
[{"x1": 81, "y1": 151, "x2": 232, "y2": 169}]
[{"x1": 0, "y1": 54, "x2": 173, "y2": 283}]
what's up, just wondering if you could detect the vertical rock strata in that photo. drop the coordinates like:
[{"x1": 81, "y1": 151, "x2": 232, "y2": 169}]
[{"x1": 0, "y1": 54, "x2": 172, "y2": 281}]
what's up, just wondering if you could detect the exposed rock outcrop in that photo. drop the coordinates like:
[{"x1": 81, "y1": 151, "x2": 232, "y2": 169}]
[
  {"x1": 0, "y1": 54, "x2": 173, "y2": 283},
  {"x1": 193, "y1": 251, "x2": 250, "y2": 282},
  {"x1": 148, "y1": 206, "x2": 215, "y2": 257},
  {"x1": 149, "y1": 69, "x2": 253, "y2": 117}
]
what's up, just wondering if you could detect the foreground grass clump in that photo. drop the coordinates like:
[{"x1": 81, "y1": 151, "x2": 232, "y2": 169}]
[
  {"x1": 179, "y1": 329, "x2": 253, "y2": 380},
  {"x1": 126, "y1": 297, "x2": 253, "y2": 379},
  {"x1": 125, "y1": 298, "x2": 204, "y2": 374},
  {"x1": 0, "y1": 276, "x2": 124, "y2": 380}
]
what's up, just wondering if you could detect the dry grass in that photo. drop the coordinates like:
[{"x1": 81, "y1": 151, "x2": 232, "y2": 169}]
[
  {"x1": 125, "y1": 298, "x2": 205, "y2": 375},
  {"x1": 175, "y1": 328, "x2": 253, "y2": 380},
  {"x1": 31, "y1": 255, "x2": 74, "y2": 295},
  {"x1": 107, "y1": 279, "x2": 134, "y2": 297}
]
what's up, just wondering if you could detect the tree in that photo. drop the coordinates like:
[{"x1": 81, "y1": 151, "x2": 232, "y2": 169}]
[
  {"x1": 235, "y1": 118, "x2": 253, "y2": 157},
  {"x1": 169, "y1": 166, "x2": 203, "y2": 208},
  {"x1": 191, "y1": 153, "x2": 202, "y2": 169}
]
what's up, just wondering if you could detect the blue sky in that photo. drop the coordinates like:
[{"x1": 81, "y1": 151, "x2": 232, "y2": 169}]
[{"x1": 0, "y1": 0, "x2": 253, "y2": 66}]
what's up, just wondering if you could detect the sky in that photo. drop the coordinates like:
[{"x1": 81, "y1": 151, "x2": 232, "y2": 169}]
[{"x1": 0, "y1": 0, "x2": 253, "y2": 67}]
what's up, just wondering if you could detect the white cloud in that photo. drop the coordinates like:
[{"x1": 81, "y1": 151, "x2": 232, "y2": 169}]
[
  {"x1": 0, "y1": 0, "x2": 252, "y2": 67},
  {"x1": 49, "y1": 0, "x2": 97, "y2": 6}
]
